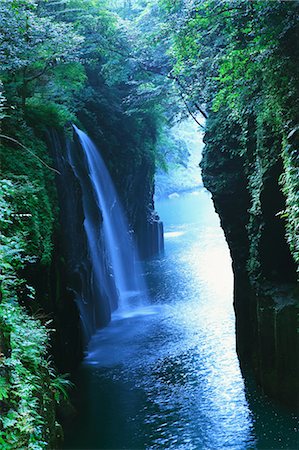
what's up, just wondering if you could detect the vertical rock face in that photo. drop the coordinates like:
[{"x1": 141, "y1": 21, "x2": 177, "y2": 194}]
[
  {"x1": 45, "y1": 126, "x2": 163, "y2": 370},
  {"x1": 50, "y1": 131, "x2": 119, "y2": 349},
  {"x1": 123, "y1": 148, "x2": 164, "y2": 259},
  {"x1": 136, "y1": 209, "x2": 164, "y2": 259},
  {"x1": 75, "y1": 66, "x2": 164, "y2": 261},
  {"x1": 201, "y1": 113, "x2": 299, "y2": 410},
  {"x1": 75, "y1": 127, "x2": 164, "y2": 261}
]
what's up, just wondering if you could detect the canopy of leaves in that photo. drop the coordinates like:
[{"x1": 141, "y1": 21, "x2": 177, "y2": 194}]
[
  {"x1": 158, "y1": 0, "x2": 299, "y2": 270},
  {"x1": 159, "y1": 0, "x2": 299, "y2": 120}
]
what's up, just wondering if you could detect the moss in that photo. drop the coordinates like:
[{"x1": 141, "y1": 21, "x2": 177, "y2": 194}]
[
  {"x1": 0, "y1": 178, "x2": 68, "y2": 448},
  {"x1": 281, "y1": 132, "x2": 299, "y2": 271},
  {"x1": 1, "y1": 121, "x2": 58, "y2": 266},
  {"x1": 25, "y1": 97, "x2": 76, "y2": 132}
]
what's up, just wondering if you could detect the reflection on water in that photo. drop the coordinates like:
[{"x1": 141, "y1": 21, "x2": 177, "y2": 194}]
[{"x1": 64, "y1": 190, "x2": 298, "y2": 450}]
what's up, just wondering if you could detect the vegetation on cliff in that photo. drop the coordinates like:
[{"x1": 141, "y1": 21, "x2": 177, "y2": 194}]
[
  {"x1": 158, "y1": 0, "x2": 299, "y2": 276},
  {"x1": 0, "y1": 1, "x2": 173, "y2": 446},
  {"x1": 1, "y1": 0, "x2": 299, "y2": 445},
  {"x1": 0, "y1": 179, "x2": 71, "y2": 449},
  {"x1": 157, "y1": 0, "x2": 299, "y2": 407}
]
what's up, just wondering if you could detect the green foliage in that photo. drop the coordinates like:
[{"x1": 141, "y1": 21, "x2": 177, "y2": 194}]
[
  {"x1": 160, "y1": 0, "x2": 299, "y2": 272},
  {"x1": 25, "y1": 97, "x2": 76, "y2": 130},
  {"x1": 0, "y1": 301, "x2": 64, "y2": 449},
  {"x1": 0, "y1": 376, "x2": 9, "y2": 401},
  {"x1": 0, "y1": 179, "x2": 71, "y2": 449},
  {"x1": 1, "y1": 131, "x2": 56, "y2": 265},
  {"x1": 1, "y1": 0, "x2": 173, "y2": 175},
  {"x1": 159, "y1": 0, "x2": 299, "y2": 118},
  {"x1": 281, "y1": 137, "x2": 299, "y2": 269},
  {"x1": 0, "y1": 0, "x2": 83, "y2": 106}
]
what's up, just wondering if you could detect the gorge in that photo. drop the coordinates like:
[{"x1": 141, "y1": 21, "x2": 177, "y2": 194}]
[
  {"x1": 0, "y1": 1, "x2": 298, "y2": 449},
  {"x1": 62, "y1": 124, "x2": 298, "y2": 450}
]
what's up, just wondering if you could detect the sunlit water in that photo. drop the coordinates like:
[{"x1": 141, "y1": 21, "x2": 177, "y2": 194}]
[{"x1": 64, "y1": 190, "x2": 298, "y2": 450}]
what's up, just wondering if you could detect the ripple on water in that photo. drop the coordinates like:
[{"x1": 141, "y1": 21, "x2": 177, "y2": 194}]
[{"x1": 63, "y1": 191, "x2": 297, "y2": 450}]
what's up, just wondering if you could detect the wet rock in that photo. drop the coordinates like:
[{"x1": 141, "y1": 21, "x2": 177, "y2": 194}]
[{"x1": 201, "y1": 112, "x2": 299, "y2": 410}]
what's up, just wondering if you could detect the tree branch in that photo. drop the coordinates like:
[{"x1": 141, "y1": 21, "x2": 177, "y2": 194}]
[
  {"x1": 0, "y1": 135, "x2": 61, "y2": 175},
  {"x1": 192, "y1": 6, "x2": 239, "y2": 19},
  {"x1": 180, "y1": 95, "x2": 205, "y2": 129},
  {"x1": 169, "y1": 72, "x2": 208, "y2": 119},
  {"x1": 24, "y1": 59, "x2": 55, "y2": 83},
  {"x1": 101, "y1": 44, "x2": 208, "y2": 122}
]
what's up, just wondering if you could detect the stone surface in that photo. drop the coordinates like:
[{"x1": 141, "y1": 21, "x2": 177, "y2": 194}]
[{"x1": 201, "y1": 113, "x2": 299, "y2": 410}]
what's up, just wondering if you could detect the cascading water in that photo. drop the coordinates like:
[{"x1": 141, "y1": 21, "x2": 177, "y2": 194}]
[{"x1": 72, "y1": 126, "x2": 147, "y2": 317}]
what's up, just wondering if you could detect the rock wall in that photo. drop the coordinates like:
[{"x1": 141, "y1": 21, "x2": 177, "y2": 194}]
[
  {"x1": 22, "y1": 64, "x2": 165, "y2": 371},
  {"x1": 50, "y1": 130, "x2": 119, "y2": 353},
  {"x1": 201, "y1": 112, "x2": 299, "y2": 410},
  {"x1": 43, "y1": 123, "x2": 163, "y2": 370},
  {"x1": 76, "y1": 67, "x2": 164, "y2": 259},
  {"x1": 136, "y1": 210, "x2": 164, "y2": 259}
]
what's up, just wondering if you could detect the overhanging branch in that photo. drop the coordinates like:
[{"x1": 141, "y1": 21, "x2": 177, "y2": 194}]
[{"x1": 0, "y1": 135, "x2": 61, "y2": 175}]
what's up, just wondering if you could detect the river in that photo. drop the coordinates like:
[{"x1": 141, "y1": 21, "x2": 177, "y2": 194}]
[{"x1": 63, "y1": 189, "x2": 298, "y2": 450}]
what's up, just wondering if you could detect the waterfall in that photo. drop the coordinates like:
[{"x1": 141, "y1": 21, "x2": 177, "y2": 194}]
[{"x1": 72, "y1": 126, "x2": 147, "y2": 316}]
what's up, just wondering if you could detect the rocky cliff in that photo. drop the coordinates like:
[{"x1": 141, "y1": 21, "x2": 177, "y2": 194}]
[
  {"x1": 46, "y1": 120, "x2": 164, "y2": 369},
  {"x1": 201, "y1": 111, "x2": 299, "y2": 410}
]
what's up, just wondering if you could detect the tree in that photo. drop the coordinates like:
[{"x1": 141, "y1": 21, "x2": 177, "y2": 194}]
[{"x1": 0, "y1": 0, "x2": 84, "y2": 111}]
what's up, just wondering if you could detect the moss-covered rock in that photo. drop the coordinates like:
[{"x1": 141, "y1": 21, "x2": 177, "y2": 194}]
[
  {"x1": 201, "y1": 110, "x2": 299, "y2": 410},
  {"x1": 0, "y1": 180, "x2": 70, "y2": 449}
]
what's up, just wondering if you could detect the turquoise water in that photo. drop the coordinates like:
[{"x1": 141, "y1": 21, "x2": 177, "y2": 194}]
[{"x1": 63, "y1": 190, "x2": 298, "y2": 449}]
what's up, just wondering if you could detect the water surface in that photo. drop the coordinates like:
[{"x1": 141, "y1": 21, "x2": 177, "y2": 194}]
[{"x1": 64, "y1": 190, "x2": 298, "y2": 450}]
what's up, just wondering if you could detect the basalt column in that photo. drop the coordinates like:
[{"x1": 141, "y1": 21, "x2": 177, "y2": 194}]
[{"x1": 201, "y1": 112, "x2": 299, "y2": 410}]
